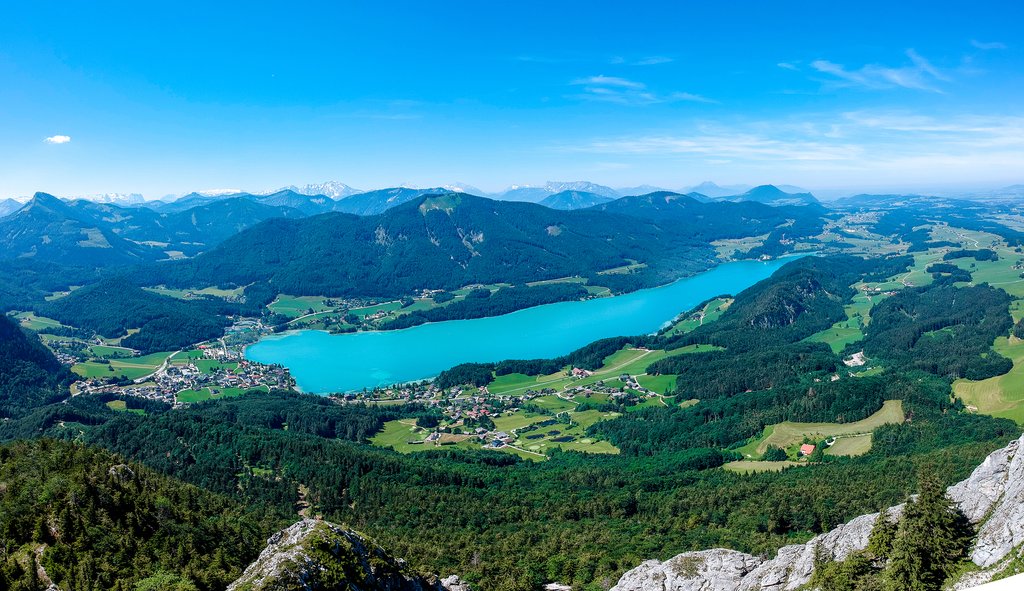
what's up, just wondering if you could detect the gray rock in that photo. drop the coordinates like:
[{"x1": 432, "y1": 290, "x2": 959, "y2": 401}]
[
  {"x1": 228, "y1": 519, "x2": 451, "y2": 591},
  {"x1": 613, "y1": 434, "x2": 1024, "y2": 591},
  {"x1": 610, "y1": 549, "x2": 763, "y2": 591}
]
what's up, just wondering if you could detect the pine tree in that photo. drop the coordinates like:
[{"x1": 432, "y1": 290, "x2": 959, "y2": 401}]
[
  {"x1": 883, "y1": 471, "x2": 972, "y2": 591},
  {"x1": 867, "y1": 507, "x2": 898, "y2": 561}
]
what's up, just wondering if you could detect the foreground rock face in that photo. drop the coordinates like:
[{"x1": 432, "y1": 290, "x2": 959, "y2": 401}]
[
  {"x1": 612, "y1": 434, "x2": 1024, "y2": 591},
  {"x1": 228, "y1": 519, "x2": 451, "y2": 591}
]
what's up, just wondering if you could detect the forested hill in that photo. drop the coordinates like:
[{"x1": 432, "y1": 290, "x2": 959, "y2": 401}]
[
  {"x1": 0, "y1": 314, "x2": 72, "y2": 418},
  {"x1": 589, "y1": 191, "x2": 826, "y2": 243},
  {"x1": 0, "y1": 193, "x2": 162, "y2": 266},
  {"x1": 138, "y1": 193, "x2": 719, "y2": 297},
  {"x1": 0, "y1": 438, "x2": 283, "y2": 591}
]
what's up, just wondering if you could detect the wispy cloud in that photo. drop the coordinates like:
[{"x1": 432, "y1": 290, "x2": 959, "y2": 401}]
[
  {"x1": 569, "y1": 75, "x2": 714, "y2": 105},
  {"x1": 811, "y1": 49, "x2": 948, "y2": 93},
  {"x1": 777, "y1": 62, "x2": 799, "y2": 71},
  {"x1": 571, "y1": 75, "x2": 645, "y2": 89},
  {"x1": 609, "y1": 56, "x2": 674, "y2": 66},
  {"x1": 554, "y1": 111, "x2": 1024, "y2": 184},
  {"x1": 971, "y1": 40, "x2": 1007, "y2": 50},
  {"x1": 44, "y1": 135, "x2": 71, "y2": 144}
]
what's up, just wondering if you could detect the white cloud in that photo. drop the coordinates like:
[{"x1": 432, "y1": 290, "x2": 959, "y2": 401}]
[
  {"x1": 972, "y1": 40, "x2": 1007, "y2": 50},
  {"x1": 571, "y1": 75, "x2": 645, "y2": 89},
  {"x1": 44, "y1": 135, "x2": 71, "y2": 144},
  {"x1": 569, "y1": 76, "x2": 714, "y2": 106},
  {"x1": 811, "y1": 49, "x2": 948, "y2": 93},
  {"x1": 633, "y1": 56, "x2": 673, "y2": 66},
  {"x1": 553, "y1": 111, "x2": 1024, "y2": 186},
  {"x1": 609, "y1": 56, "x2": 673, "y2": 66},
  {"x1": 777, "y1": 62, "x2": 799, "y2": 71}
]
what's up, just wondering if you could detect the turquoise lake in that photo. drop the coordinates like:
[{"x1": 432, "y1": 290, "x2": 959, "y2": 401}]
[{"x1": 245, "y1": 257, "x2": 798, "y2": 393}]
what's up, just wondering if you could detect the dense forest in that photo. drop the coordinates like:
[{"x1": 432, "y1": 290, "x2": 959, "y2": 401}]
[
  {"x1": 38, "y1": 281, "x2": 230, "y2": 353},
  {"x1": 381, "y1": 283, "x2": 590, "y2": 330},
  {"x1": 0, "y1": 315, "x2": 71, "y2": 419},
  {"x1": 132, "y1": 194, "x2": 717, "y2": 298},
  {"x1": 0, "y1": 439, "x2": 283, "y2": 591},
  {"x1": 1, "y1": 231, "x2": 1022, "y2": 589}
]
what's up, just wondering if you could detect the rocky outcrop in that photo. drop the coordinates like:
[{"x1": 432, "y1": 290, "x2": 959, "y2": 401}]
[
  {"x1": 612, "y1": 434, "x2": 1024, "y2": 591},
  {"x1": 228, "y1": 519, "x2": 454, "y2": 591}
]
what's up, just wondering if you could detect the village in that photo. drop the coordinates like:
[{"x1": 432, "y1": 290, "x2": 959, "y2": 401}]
[
  {"x1": 345, "y1": 366, "x2": 666, "y2": 455},
  {"x1": 45, "y1": 319, "x2": 296, "y2": 407}
]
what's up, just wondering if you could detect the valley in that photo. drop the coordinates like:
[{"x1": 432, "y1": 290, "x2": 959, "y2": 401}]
[{"x1": 4, "y1": 188, "x2": 1024, "y2": 591}]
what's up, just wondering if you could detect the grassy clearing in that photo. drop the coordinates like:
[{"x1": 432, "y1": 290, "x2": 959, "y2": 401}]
[
  {"x1": 597, "y1": 260, "x2": 647, "y2": 275},
  {"x1": 268, "y1": 295, "x2": 334, "y2": 318},
  {"x1": 87, "y1": 345, "x2": 136, "y2": 358},
  {"x1": 176, "y1": 386, "x2": 264, "y2": 404},
  {"x1": 193, "y1": 358, "x2": 239, "y2": 374},
  {"x1": 666, "y1": 298, "x2": 733, "y2": 336},
  {"x1": 954, "y1": 335, "x2": 1024, "y2": 424},
  {"x1": 72, "y1": 351, "x2": 173, "y2": 380},
  {"x1": 526, "y1": 276, "x2": 588, "y2": 287},
  {"x1": 712, "y1": 235, "x2": 768, "y2": 259},
  {"x1": 636, "y1": 374, "x2": 677, "y2": 394},
  {"x1": 105, "y1": 400, "x2": 145, "y2": 415},
  {"x1": 349, "y1": 301, "x2": 402, "y2": 318},
  {"x1": 739, "y1": 400, "x2": 904, "y2": 458},
  {"x1": 13, "y1": 312, "x2": 64, "y2": 331},
  {"x1": 824, "y1": 434, "x2": 874, "y2": 457},
  {"x1": 487, "y1": 344, "x2": 719, "y2": 396},
  {"x1": 144, "y1": 285, "x2": 245, "y2": 300},
  {"x1": 724, "y1": 460, "x2": 804, "y2": 474}
]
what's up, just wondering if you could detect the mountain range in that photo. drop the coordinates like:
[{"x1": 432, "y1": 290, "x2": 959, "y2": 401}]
[
  {"x1": 138, "y1": 190, "x2": 830, "y2": 299},
  {"x1": 140, "y1": 192, "x2": 723, "y2": 297},
  {"x1": 0, "y1": 192, "x2": 304, "y2": 265}
]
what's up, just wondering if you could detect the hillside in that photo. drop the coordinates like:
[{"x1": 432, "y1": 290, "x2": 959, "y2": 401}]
[
  {"x1": 0, "y1": 439, "x2": 280, "y2": 591},
  {"x1": 228, "y1": 520, "x2": 460, "y2": 591},
  {"x1": 612, "y1": 433, "x2": 1024, "y2": 590},
  {"x1": 538, "y1": 190, "x2": 615, "y2": 210},
  {"x1": 725, "y1": 184, "x2": 819, "y2": 206},
  {"x1": 143, "y1": 193, "x2": 717, "y2": 297},
  {"x1": 38, "y1": 279, "x2": 229, "y2": 353},
  {"x1": 331, "y1": 186, "x2": 448, "y2": 215},
  {"x1": 0, "y1": 314, "x2": 71, "y2": 418},
  {"x1": 0, "y1": 193, "x2": 163, "y2": 266},
  {"x1": 0, "y1": 198, "x2": 21, "y2": 218},
  {"x1": 589, "y1": 191, "x2": 826, "y2": 242},
  {"x1": 0, "y1": 193, "x2": 306, "y2": 265}
]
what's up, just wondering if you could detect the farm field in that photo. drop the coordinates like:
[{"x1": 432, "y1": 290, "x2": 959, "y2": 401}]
[
  {"x1": 14, "y1": 312, "x2": 64, "y2": 331},
  {"x1": 268, "y1": 295, "x2": 335, "y2": 318},
  {"x1": 723, "y1": 460, "x2": 803, "y2": 474},
  {"x1": 72, "y1": 351, "x2": 173, "y2": 380},
  {"x1": 824, "y1": 433, "x2": 873, "y2": 457},
  {"x1": 144, "y1": 285, "x2": 245, "y2": 300},
  {"x1": 666, "y1": 297, "x2": 732, "y2": 336},
  {"x1": 954, "y1": 335, "x2": 1024, "y2": 424},
  {"x1": 176, "y1": 385, "x2": 265, "y2": 404},
  {"x1": 488, "y1": 344, "x2": 719, "y2": 396},
  {"x1": 712, "y1": 234, "x2": 768, "y2": 259},
  {"x1": 372, "y1": 398, "x2": 621, "y2": 460},
  {"x1": 738, "y1": 400, "x2": 904, "y2": 458},
  {"x1": 105, "y1": 400, "x2": 145, "y2": 415}
]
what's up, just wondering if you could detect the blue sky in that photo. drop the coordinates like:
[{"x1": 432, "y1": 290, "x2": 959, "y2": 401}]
[{"x1": 1, "y1": 1, "x2": 1022, "y2": 198}]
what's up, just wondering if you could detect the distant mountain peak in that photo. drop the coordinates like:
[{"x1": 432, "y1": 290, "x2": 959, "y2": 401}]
[
  {"x1": 73, "y1": 192, "x2": 146, "y2": 205},
  {"x1": 544, "y1": 181, "x2": 619, "y2": 198},
  {"x1": 264, "y1": 181, "x2": 362, "y2": 200}
]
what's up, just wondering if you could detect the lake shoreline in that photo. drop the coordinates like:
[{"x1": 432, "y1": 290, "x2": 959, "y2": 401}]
[{"x1": 247, "y1": 255, "x2": 806, "y2": 393}]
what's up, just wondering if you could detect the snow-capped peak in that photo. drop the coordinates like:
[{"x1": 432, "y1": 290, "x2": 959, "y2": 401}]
[
  {"x1": 261, "y1": 181, "x2": 362, "y2": 200},
  {"x1": 72, "y1": 192, "x2": 147, "y2": 204}
]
